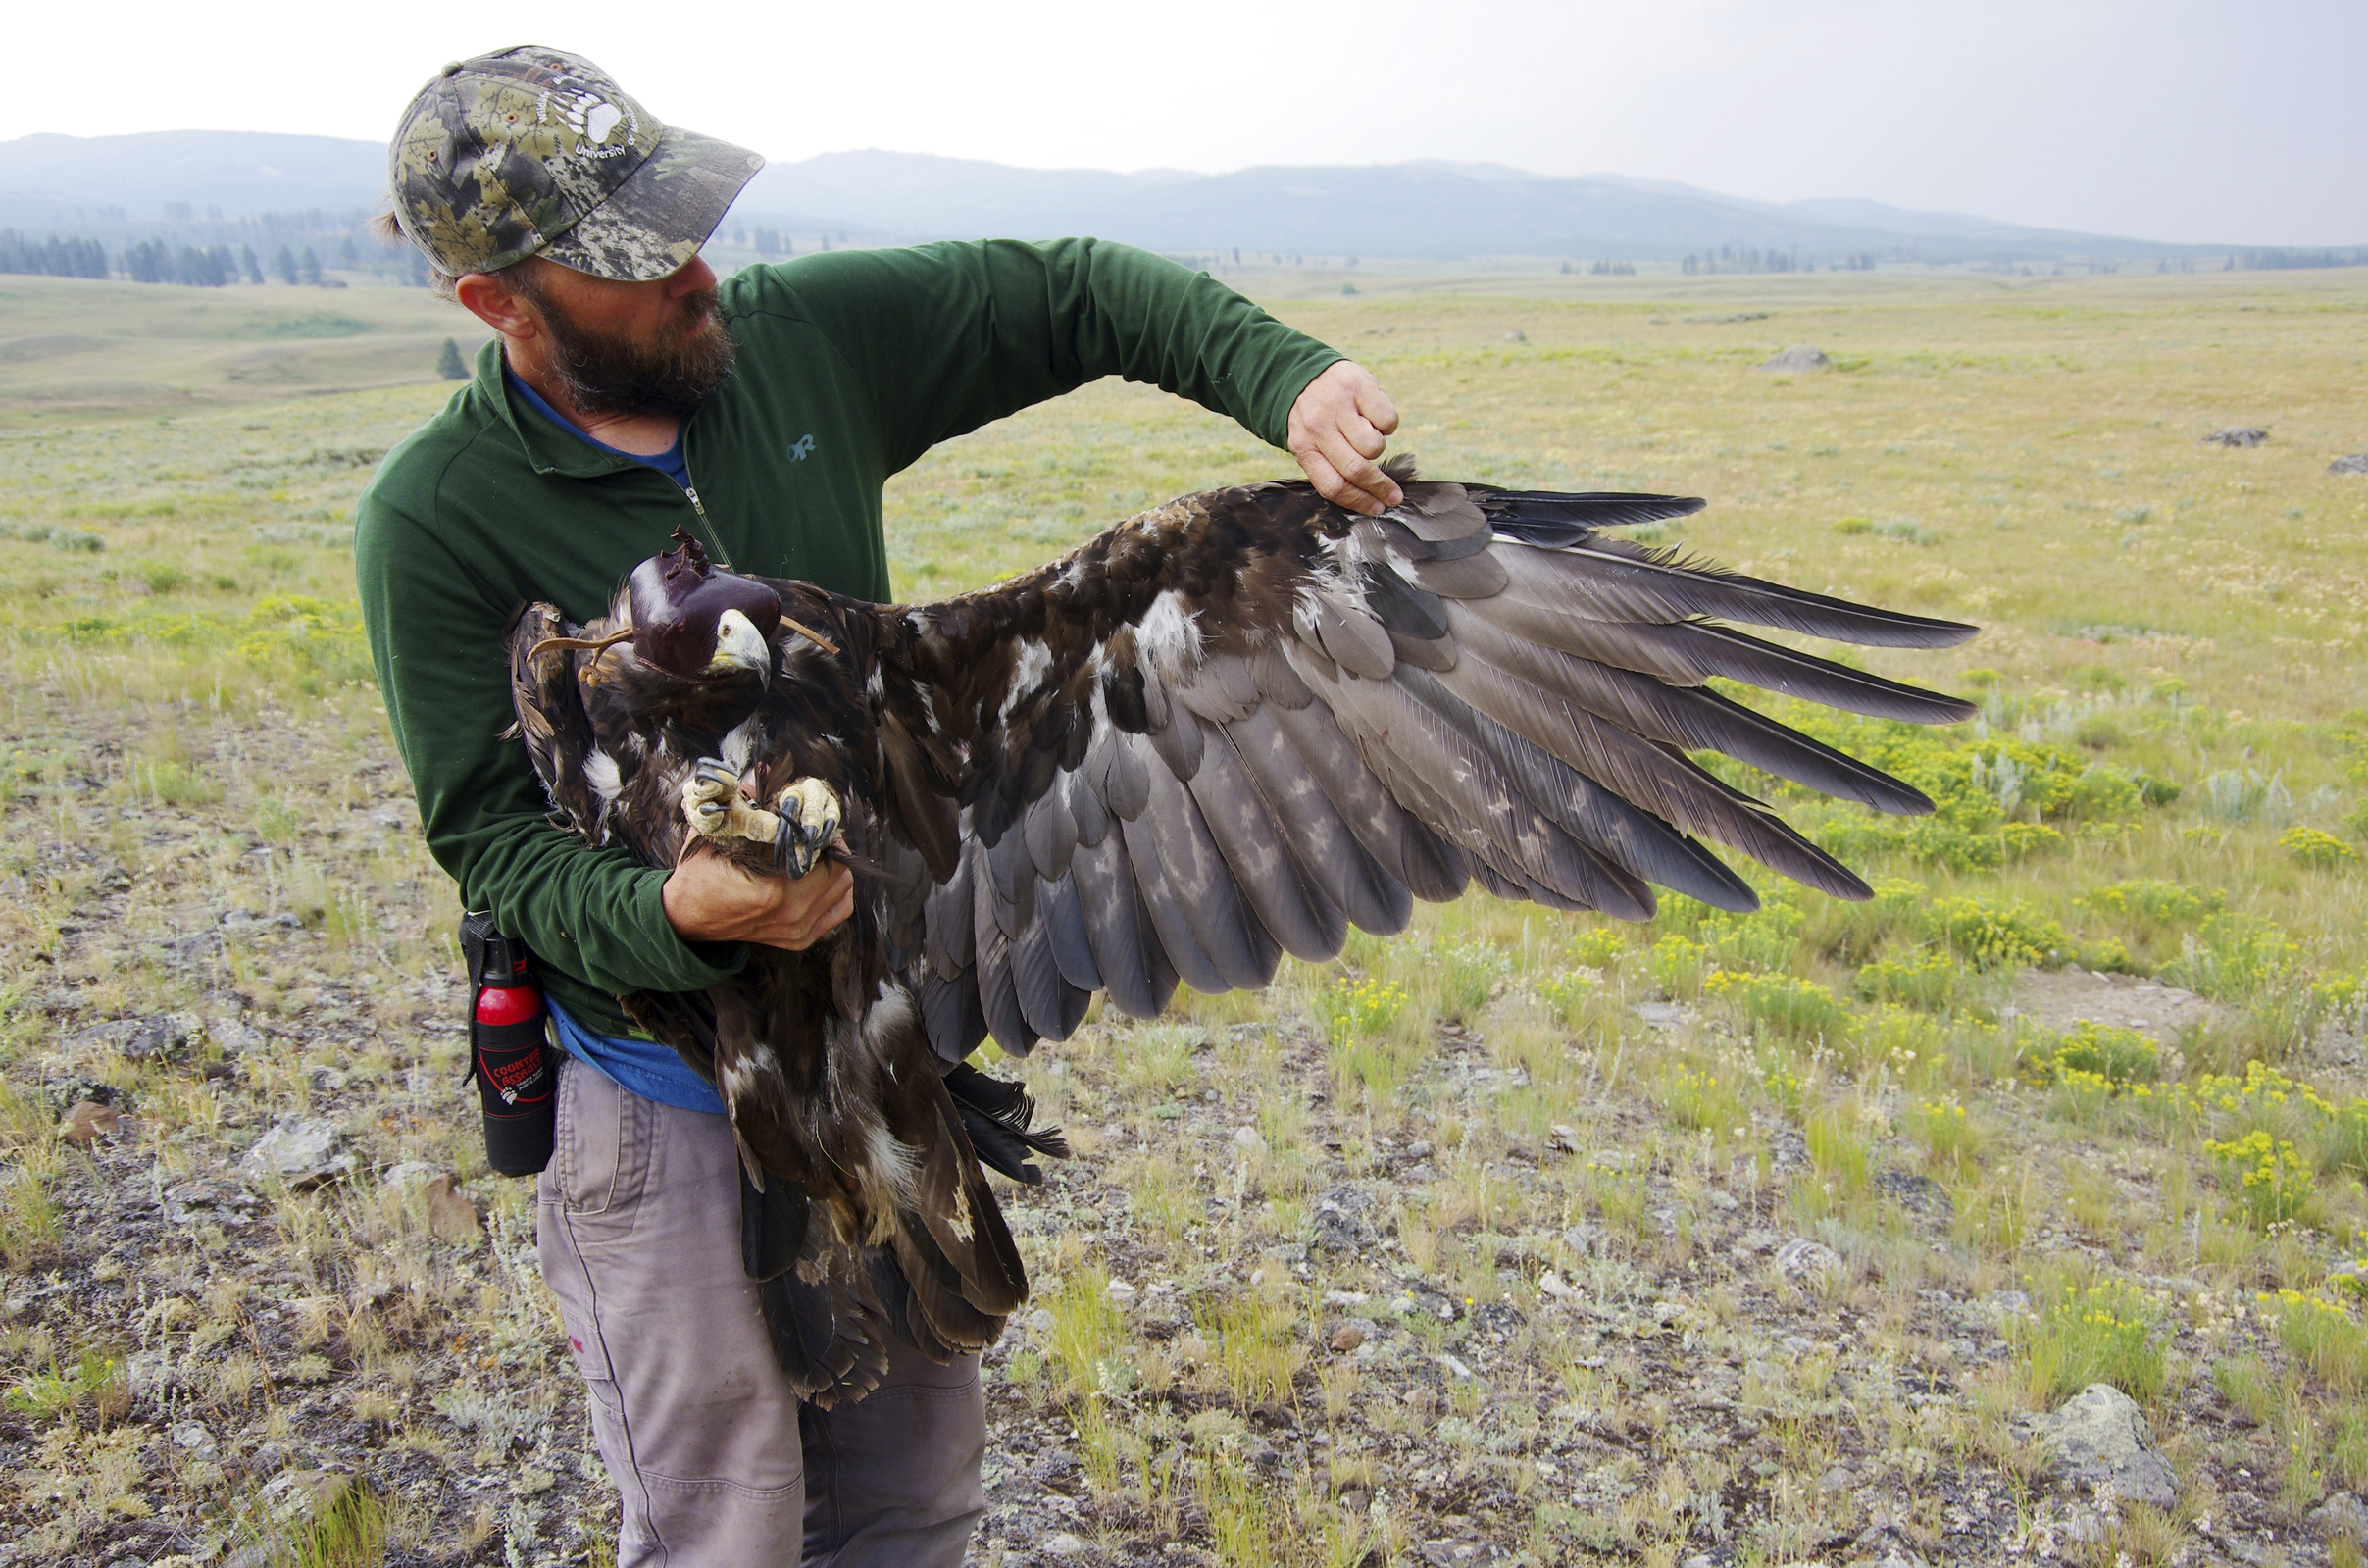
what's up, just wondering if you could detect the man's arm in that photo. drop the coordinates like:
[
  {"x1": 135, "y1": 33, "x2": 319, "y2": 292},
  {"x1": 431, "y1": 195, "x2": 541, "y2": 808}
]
[{"x1": 737, "y1": 239, "x2": 1397, "y2": 500}]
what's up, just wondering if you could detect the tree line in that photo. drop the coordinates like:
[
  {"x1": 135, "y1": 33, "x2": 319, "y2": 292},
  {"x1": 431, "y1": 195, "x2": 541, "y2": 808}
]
[
  {"x1": 0, "y1": 231, "x2": 349, "y2": 287},
  {"x1": 0, "y1": 231, "x2": 110, "y2": 278}
]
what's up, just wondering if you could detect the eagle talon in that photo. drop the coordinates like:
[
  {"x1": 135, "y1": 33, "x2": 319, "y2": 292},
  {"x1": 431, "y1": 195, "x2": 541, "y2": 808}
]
[
  {"x1": 682, "y1": 758, "x2": 781, "y2": 846},
  {"x1": 772, "y1": 777, "x2": 843, "y2": 879}
]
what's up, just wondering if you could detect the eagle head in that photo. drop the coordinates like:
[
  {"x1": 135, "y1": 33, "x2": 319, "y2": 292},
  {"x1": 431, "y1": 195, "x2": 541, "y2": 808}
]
[{"x1": 628, "y1": 529, "x2": 783, "y2": 681}]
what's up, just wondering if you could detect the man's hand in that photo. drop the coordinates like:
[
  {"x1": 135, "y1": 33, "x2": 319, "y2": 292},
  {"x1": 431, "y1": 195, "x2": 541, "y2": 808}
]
[
  {"x1": 662, "y1": 848, "x2": 854, "y2": 952},
  {"x1": 1287, "y1": 360, "x2": 1402, "y2": 516}
]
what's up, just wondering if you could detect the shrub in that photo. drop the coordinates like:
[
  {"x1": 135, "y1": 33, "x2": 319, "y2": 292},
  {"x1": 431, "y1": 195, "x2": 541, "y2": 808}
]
[
  {"x1": 2026, "y1": 1021, "x2": 2162, "y2": 1085},
  {"x1": 1646, "y1": 934, "x2": 1705, "y2": 998},
  {"x1": 2267, "y1": 1290, "x2": 2368, "y2": 1395},
  {"x1": 2282, "y1": 826, "x2": 2359, "y2": 868},
  {"x1": 1656, "y1": 1062, "x2": 1749, "y2": 1141},
  {"x1": 1534, "y1": 970, "x2": 1593, "y2": 1022},
  {"x1": 2202, "y1": 1129, "x2": 2315, "y2": 1227},
  {"x1": 1432, "y1": 940, "x2": 1508, "y2": 1021},
  {"x1": 2200, "y1": 768, "x2": 2292, "y2": 826},
  {"x1": 1872, "y1": 519, "x2": 1940, "y2": 546},
  {"x1": 1704, "y1": 970, "x2": 1851, "y2": 1042},
  {"x1": 1564, "y1": 923, "x2": 1629, "y2": 970},
  {"x1": 1932, "y1": 896, "x2": 2066, "y2": 970},
  {"x1": 2016, "y1": 1281, "x2": 2165, "y2": 1404},
  {"x1": 1998, "y1": 821, "x2": 2066, "y2": 860},
  {"x1": 2080, "y1": 879, "x2": 2222, "y2": 936},
  {"x1": 1855, "y1": 949, "x2": 1961, "y2": 1010},
  {"x1": 2161, "y1": 913, "x2": 2306, "y2": 1005},
  {"x1": 1316, "y1": 977, "x2": 1407, "y2": 1046},
  {"x1": 1856, "y1": 1004, "x2": 1949, "y2": 1075},
  {"x1": 1905, "y1": 1097, "x2": 1981, "y2": 1173}
]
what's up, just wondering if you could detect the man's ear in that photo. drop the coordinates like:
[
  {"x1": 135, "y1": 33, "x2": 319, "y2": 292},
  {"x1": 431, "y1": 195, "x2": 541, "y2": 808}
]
[{"x1": 456, "y1": 270, "x2": 540, "y2": 341}]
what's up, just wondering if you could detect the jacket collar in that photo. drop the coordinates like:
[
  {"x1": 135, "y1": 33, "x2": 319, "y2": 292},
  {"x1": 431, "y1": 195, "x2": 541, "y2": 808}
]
[{"x1": 471, "y1": 336, "x2": 691, "y2": 481}]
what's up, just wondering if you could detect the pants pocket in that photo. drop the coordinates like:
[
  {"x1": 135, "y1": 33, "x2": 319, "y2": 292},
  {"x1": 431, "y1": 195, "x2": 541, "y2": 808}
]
[{"x1": 545, "y1": 1056, "x2": 652, "y2": 1217}]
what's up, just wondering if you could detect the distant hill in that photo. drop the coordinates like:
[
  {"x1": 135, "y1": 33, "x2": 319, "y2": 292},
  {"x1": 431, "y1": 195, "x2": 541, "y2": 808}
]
[
  {"x1": 0, "y1": 131, "x2": 385, "y2": 227},
  {"x1": 735, "y1": 152, "x2": 2168, "y2": 263},
  {"x1": 0, "y1": 129, "x2": 2245, "y2": 265}
]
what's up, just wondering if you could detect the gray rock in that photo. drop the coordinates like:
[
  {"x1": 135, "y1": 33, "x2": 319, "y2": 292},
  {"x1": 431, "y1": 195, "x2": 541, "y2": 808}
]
[
  {"x1": 241, "y1": 1117, "x2": 354, "y2": 1188},
  {"x1": 1757, "y1": 344, "x2": 1832, "y2": 373},
  {"x1": 1312, "y1": 1184, "x2": 1378, "y2": 1254},
  {"x1": 2332, "y1": 453, "x2": 2368, "y2": 476},
  {"x1": 1042, "y1": 1530, "x2": 1089, "y2": 1558},
  {"x1": 1774, "y1": 1237, "x2": 1843, "y2": 1280},
  {"x1": 2027, "y1": 1383, "x2": 2179, "y2": 1507},
  {"x1": 69, "y1": 1014, "x2": 191, "y2": 1061},
  {"x1": 244, "y1": 1468, "x2": 352, "y2": 1537},
  {"x1": 1874, "y1": 1169, "x2": 1953, "y2": 1225},
  {"x1": 1849, "y1": 1524, "x2": 1926, "y2": 1567},
  {"x1": 2312, "y1": 1491, "x2": 2368, "y2": 1540},
  {"x1": 380, "y1": 1160, "x2": 437, "y2": 1190},
  {"x1": 2202, "y1": 426, "x2": 2269, "y2": 447}
]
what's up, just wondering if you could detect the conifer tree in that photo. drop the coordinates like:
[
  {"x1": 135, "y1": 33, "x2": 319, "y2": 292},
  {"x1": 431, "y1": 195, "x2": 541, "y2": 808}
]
[
  {"x1": 299, "y1": 246, "x2": 322, "y2": 286},
  {"x1": 240, "y1": 244, "x2": 263, "y2": 284},
  {"x1": 435, "y1": 337, "x2": 468, "y2": 380},
  {"x1": 274, "y1": 245, "x2": 298, "y2": 284}
]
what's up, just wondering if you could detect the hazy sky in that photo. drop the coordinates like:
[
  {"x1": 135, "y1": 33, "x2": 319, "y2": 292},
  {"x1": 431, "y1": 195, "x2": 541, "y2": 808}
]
[{"x1": 8, "y1": 0, "x2": 2363, "y2": 245}]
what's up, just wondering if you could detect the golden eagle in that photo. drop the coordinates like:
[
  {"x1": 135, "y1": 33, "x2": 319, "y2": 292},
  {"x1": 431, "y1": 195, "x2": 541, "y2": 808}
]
[{"x1": 505, "y1": 464, "x2": 1975, "y2": 1405}]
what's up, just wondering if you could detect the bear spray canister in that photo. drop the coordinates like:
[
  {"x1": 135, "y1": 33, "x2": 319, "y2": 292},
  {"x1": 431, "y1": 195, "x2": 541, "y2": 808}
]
[{"x1": 458, "y1": 912, "x2": 556, "y2": 1176}]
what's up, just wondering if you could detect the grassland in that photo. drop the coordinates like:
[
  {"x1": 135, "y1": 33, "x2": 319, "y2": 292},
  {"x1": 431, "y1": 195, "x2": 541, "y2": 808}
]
[{"x1": 1, "y1": 265, "x2": 2367, "y2": 1567}]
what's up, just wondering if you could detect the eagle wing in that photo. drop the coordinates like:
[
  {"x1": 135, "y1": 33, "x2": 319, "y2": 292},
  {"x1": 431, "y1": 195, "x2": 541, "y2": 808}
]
[{"x1": 864, "y1": 471, "x2": 1977, "y2": 1062}]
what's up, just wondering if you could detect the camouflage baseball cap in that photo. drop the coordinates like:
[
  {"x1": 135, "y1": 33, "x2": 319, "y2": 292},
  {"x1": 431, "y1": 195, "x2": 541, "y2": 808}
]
[{"x1": 389, "y1": 46, "x2": 764, "y2": 282}]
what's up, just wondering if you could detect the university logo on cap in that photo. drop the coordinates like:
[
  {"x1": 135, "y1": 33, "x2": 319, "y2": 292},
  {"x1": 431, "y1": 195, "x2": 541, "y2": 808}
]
[{"x1": 388, "y1": 46, "x2": 764, "y2": 282}]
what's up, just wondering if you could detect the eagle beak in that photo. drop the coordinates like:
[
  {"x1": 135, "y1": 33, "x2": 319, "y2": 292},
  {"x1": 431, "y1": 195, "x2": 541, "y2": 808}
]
[{"x1": 708, "y1": 608, "x2": 771, "y2": 680}]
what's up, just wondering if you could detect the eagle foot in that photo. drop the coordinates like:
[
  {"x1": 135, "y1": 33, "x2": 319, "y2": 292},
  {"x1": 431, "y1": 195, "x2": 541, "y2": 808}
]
[
  {"x1": 771, "y1": 777, "x2": 843, "y2": 879},
  {"x1": 680, "y1": 762, "x2": 841, "y2": 879},
  {"x1": 681, "y1": 759, "x2": 784, "y2": 852}
]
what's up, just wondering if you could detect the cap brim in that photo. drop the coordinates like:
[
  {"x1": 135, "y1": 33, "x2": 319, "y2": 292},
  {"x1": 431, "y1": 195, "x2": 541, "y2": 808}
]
[{"x1": 541, "y1": 126, "x2": 765, "y2": 282}]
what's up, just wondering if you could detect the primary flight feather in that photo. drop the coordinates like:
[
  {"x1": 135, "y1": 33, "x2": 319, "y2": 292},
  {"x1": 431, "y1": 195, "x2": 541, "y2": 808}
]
[{"x1": 504, "y1": 462, "x2": 1977, "y2": 1404}]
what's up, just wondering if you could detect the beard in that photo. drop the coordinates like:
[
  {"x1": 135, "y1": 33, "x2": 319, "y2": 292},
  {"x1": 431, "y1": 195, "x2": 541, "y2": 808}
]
[{"x1": 514, "y1": 268, "x2": 736, "y2": 419}]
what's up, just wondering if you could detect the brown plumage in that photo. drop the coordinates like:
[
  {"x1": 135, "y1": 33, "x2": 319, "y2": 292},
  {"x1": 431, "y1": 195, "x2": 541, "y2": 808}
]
[{"x1": 505, "y1": 464, "x2": 1977, "y2": 1404}]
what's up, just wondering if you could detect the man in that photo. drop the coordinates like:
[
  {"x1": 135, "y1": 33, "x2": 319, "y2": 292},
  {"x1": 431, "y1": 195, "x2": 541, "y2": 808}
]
[{"x1": 358, "y1": 45, "x2": 1401, "y2": 1567}]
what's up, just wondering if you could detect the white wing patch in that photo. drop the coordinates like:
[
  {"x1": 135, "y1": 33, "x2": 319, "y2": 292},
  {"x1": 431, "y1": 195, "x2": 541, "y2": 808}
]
[
  {"x1": 999, "y1": 638, "x2": 1054, "y2": 724},
  {"x1": 1134, "y1": 588, "x2": 1204, "y2": 688}
]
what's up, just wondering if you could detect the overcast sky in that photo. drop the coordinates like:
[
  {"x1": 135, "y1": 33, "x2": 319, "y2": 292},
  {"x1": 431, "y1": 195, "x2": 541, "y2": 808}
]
[{"x1": 7, "y1": 0, "x2": 2362, "y2": 245}]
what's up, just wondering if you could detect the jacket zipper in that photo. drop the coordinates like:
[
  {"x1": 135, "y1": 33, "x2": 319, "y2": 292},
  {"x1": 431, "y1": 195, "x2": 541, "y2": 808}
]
[{"x1": 678, "y1": 452, "x2": 732, "y2": 570}]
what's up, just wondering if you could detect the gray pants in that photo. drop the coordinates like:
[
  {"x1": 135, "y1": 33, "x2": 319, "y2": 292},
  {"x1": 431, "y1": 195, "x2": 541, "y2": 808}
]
[{"x1": 536, "y1": 1054, "x2": 987, "y2": 1566}]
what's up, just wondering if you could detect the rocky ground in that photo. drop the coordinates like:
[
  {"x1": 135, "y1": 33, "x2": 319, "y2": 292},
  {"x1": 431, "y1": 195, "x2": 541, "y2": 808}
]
[
  {"x1": 5, "y1": 690, "x2": 2364, "y2": 1568},
  {"x1": 3, "y1": 657, "x2": 2367, "y2": 1568}
]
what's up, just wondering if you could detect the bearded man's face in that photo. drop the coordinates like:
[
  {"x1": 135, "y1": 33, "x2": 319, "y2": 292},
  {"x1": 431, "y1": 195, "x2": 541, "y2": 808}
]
[{"x1": 510, "y1": 261, "x2": 736, "y2": 418}]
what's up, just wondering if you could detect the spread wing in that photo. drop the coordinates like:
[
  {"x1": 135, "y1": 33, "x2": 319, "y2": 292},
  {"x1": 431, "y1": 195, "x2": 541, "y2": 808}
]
[{"x1": 865, "y1": 471, "x2": 1977, "y2": 1062}]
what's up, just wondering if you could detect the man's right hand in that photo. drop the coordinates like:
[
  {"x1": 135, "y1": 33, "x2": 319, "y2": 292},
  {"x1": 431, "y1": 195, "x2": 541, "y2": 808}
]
[{"x1": 662, "y1": 848, "x2": 854, "y2": 951}]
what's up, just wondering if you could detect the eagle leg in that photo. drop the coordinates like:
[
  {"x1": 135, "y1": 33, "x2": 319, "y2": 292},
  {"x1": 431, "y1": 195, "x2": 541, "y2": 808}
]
[
  {"x1": 680, "y1": 762, "x2": 844, "y2": 879},
  {"x1": 771, "y1": 777, "x2": 844, "y2": 879},
  {"x1": 682, "y1": 757, "x2": 786, "y2": 848}
]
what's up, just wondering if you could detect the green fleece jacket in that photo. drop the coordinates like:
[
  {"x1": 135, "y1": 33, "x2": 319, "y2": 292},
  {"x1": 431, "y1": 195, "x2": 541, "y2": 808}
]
[{"x1": 355, "y1": 238, "x2": 1343, "y2": 1038}]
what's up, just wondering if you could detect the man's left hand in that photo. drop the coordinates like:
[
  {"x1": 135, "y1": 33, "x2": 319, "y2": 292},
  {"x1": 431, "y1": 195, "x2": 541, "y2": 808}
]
[{"x1": 1288, "y1": 361, "x2": 1402, "y2": 516}]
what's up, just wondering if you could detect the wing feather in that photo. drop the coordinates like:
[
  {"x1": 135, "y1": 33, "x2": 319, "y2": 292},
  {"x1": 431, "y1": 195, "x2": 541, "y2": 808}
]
[{"x1": 849, "y1": 471, "x2": 1976, "y2": 1045}]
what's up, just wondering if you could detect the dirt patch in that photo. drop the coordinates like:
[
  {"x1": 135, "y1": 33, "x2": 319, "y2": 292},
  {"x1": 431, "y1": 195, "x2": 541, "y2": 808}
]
[{"x1": 2005, "y1": 966, "x2": 2232, "y2": 1045}]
